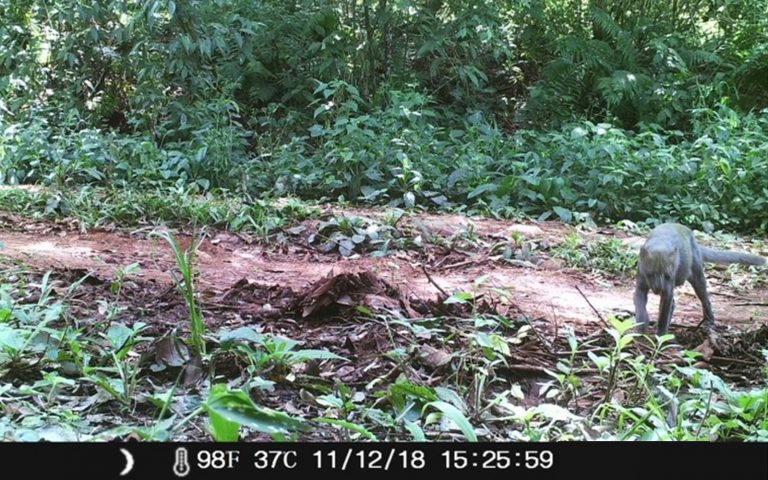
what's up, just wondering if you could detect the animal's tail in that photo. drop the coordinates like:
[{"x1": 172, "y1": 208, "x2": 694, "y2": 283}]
[{"x1": 700, "y1": 247, "x2": 766, "y2": 266}]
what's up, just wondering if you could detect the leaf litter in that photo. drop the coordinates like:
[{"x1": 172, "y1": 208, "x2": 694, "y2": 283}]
[{"x1": 0, "y1": 208, "x2": 766, "y2": 440}]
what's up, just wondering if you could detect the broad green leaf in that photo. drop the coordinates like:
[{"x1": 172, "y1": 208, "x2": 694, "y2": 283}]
[
  {"x1": 404, "y1": 420, "x2": 426, "y2": 441},
  {"x1": 426, "y1": 401, "x2": 477, "y2": 442},
  {"x1": 218, "y1": 327, "x2": 263, "y2": 345},
  {"x1": 287, "y1": 349, "x2": 346, "y2": 362},
  {"x1": 203, "y1": 385, "x2": 308, "y2": 435},
  {"x1": 315, "y1": 418, "x2": 377, "y2": 440},
  {"x1": 208, "y1": 409, "x2": 240, "y2": 442},
  {"x1": 468, "y1": 183, "x2": 497, "y2": 199},
  {"x1": 552, "y1": 206, "x2": 572, "y2": 222},
  {"x1": 389, "y1": 383, "x2": 438, "y2": 402},
  {"x1": 444, "y1": 292, "x2": 473, "y2": 304}
]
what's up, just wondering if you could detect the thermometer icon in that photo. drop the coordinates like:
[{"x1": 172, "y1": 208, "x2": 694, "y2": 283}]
[{"x1": 173, "y1": 447, "x2": 191, "y2": 477}]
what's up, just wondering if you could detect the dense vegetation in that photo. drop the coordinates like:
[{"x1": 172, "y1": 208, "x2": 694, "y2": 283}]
[{"x1": 2, "y1": 0, "x2": 767, "y2": 231}]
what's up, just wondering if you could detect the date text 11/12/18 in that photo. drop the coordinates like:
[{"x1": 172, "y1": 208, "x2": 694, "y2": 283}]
[{"x1": 311, "y1": 448, "x2": 554, "y2": 470}]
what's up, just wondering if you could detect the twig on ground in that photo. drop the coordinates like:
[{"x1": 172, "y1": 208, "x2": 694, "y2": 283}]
[
  {"x1": 420, "y1": 263, "x2": 449, "y2": 297},
  {"x1": 575, "y1": 285, "x2": 610, "y2": 329}
]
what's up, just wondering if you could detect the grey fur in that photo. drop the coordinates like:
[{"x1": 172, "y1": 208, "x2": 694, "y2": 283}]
[
  {"x1": 699, "y1": 247, "x2": 765, "y2": 266},
  {"x1": 634, "y1": 223, "x2": 765, "y2": 335}
]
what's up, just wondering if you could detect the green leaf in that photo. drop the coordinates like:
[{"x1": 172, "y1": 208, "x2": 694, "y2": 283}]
[
  {"x1": 314, "y1": 418, "x2": 377, "y2": 440},
  {"x1": 472, "y1": 332, "x2": 510, "y2": 356},
  {"x1": 208, "y1": 409, "x2": 240, "y2": 441},
  {"x1": 287, "y1": 349, "x2": 347, "y2": 362},
  {"x1": 106, "y1": 323, "x2": 133, "y2": 350},
  {"x1": 571, "y1": 127, "x2": 588, "y2": 139},
  {"x1": 389, "y1": 383, "x2": 438, "y2": 402},
  {"x1": 426, "y1": 401, "x2": 477, "y2": 442},
  {"x1": 0, "y1": 325, "x2": 24, "y2": 351},
  {"x1": 309, "y1": 124, "x2": 324, "y2": 137},
  {"x1": 535, "y1": 403, "x2": 581, "y2": 422},
  {"x1": 315, "y1": 394, "x2": 344, "y2": 408},
  {"x1": 218, "y1": 327, "x2": 263, "y2": 346},
  {"x1": 468, "y1": 183, "x2": 497, "y2": 199},
  {"x1": 404, "y1": 420, "x2": 426, "y2": 441},
  {"x1": 203, "y1": 385, "x2": 308, "y2": 435},
  {"x1": 195, "y1": 146, "x2": 208, "y2": 162},
  {"x1": 618, "y1": 334, "x2": 635, "y2": 350},
  {"x1": 403, "y1": 192, "x2": 416, "y2": 208},
  {"x1": 552, "y1": 206, "x2": 572, "y2": 222},
  {"x1": 435, "y1": 386, "x2": 467, "y2": 411},
  {"x1": 444, "y1": 292, "x2": 473, "y2": 304},
  {"x1": 85, "y1": 168, "x2": 104, "y2": 180}
]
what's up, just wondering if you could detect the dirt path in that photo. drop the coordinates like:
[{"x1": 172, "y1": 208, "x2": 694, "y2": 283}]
[{"x1": 2, "y1": 212, "x2": 765, "y2": 333}]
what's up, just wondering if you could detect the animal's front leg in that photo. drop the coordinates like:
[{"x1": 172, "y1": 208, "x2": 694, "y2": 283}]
[
  {"x1": 657, "y1": 291, "x2": 676, "y2": 335},
  {"x1": 633, "y1": 279, "x2": 650, "y2": 333}
]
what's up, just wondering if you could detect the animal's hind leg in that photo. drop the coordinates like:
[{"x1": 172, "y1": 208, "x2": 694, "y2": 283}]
[{"x1": 689, "y1": 265, "x2": 715, "y2": 329}]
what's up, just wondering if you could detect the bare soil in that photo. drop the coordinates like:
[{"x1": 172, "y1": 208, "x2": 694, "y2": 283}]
[
  {"x1": 1, "y1": 208, "x2": 766, "y2": 440},
  {"x1": 2, "y1": 209, "x2": 765, "y2": 331}
]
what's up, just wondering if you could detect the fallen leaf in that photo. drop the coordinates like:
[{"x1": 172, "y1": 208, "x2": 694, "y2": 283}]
[{"x1": 419, "y1": 345, "x2": 452, "y2": 368}]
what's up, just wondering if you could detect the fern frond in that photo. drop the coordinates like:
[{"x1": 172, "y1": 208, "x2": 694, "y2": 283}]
[{"x1": 589, "y1": 7, "x2": 623, "y2": 42}]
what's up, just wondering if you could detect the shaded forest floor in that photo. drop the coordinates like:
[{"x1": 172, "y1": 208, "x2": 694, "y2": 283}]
[{"x1": 1, "y1": 205, "x2": 766, "y2": 440}]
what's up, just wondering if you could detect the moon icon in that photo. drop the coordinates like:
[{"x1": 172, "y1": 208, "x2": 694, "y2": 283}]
[{"x1": 120, "y1": 448, "x2": 135, "y2": 476}]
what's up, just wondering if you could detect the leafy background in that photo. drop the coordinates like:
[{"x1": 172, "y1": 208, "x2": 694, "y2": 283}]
[{"x1": 2, "y1": 0, "x2": 767, "y2": 231}]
